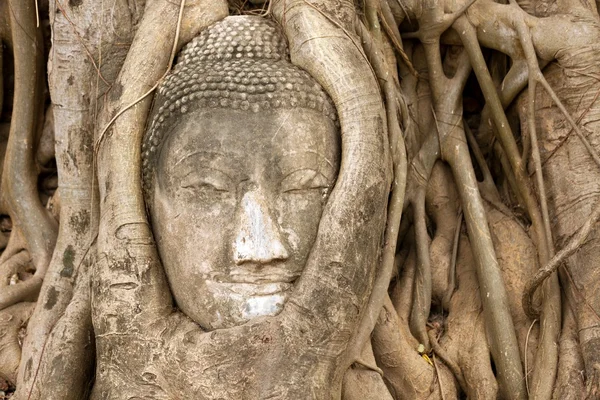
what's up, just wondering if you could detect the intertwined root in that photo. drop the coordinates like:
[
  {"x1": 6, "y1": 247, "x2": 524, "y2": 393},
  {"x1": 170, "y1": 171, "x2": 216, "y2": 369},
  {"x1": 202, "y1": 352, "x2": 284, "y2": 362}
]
[
  {"x1": 438, "y1": 233, "x2": 497, "y2": 399},
  {"x1": 1, "y1": 0, "x2": 600, "y2": 398},
  {"x1": 0, "y1": 302, "x2": 34, "y2": 384}
]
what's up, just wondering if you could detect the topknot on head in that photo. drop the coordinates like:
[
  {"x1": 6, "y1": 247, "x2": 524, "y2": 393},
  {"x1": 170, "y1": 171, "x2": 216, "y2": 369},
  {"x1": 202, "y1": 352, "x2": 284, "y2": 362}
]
[
  {"x1": 175, "y1": 16, "x2": 288, "y2": 66},
  {"x1": 143, "y1": 16, "x2": 338, "y2": 194}
]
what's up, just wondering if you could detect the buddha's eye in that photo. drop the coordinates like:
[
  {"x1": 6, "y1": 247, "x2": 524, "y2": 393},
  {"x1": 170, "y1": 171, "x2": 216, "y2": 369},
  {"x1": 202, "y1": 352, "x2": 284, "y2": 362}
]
[
  {"x1": 180, "y1": 170, "x2": 233, "y2": 195},
  {"x1": 182, "y1": 182, "x2": 228, "y2": 193},
  {"x1": 280, "y1": 169, "x2": 330, "y2": 193}
]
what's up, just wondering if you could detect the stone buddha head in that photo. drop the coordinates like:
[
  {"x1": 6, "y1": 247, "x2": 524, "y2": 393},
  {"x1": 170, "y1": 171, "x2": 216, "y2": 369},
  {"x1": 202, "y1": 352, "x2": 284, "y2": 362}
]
[{"x1": 142, "y1": 16, "x2": 340, "y2": 330}]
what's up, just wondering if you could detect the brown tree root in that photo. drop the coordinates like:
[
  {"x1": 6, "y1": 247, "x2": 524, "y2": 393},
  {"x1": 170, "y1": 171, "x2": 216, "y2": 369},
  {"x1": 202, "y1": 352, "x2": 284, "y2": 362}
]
[
  {"x1": 486, "y1": 204, "x2": 539, "y2": 363},
  {"x1": 425, "y1": 162, "x2": 460, "y2": 308},
  {"x1": 0, "y1": 302, "x2": 35, "y2": 385},
  {"x1": 18, "y1": 255, "x2": 94, "y2": 400},
  {"x1": 454, "y1": 16, "x2": 560, "y2": 399},
  {"x1": 350, "y1": 17, "x2": 408, "y2": 367},
  {"x1": 391, "y1": 236, "x2": 417, "y2": 325},
  {"x1": 372, "y1": 295, "x2": 456, "y2": 399},
  {"x1": 0, "y1": 0, "x2": 58, "y2": 314},
  {"x1": 552, "y1": 303, "x2": 585, "y2": 400},
  {"x1": 437, "y1": 234, "x2": 498, "y2": 399},
  {"x1": 0, "y1": 252, "x2": 32, "y2": 290},
  {"x1": 422, "y1": 32, "x2": 525, "y2": 395},
  {"x1": 343, "y1": 341, "x2": 393, "y2": 400},
  {"x1": 524, "y1": 201, "x2": 600, "y2": 318},
  {"x1": 13, "y1": 0, "x2": 136, "y2": 394},
  {"x1": 511, "y1": 20, "x2": 600, "y2": 392}
]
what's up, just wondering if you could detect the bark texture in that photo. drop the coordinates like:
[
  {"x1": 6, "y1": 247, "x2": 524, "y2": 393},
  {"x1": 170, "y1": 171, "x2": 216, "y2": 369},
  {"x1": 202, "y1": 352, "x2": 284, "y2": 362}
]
[{"x1": 0, "y1": 0, "x2": 599, "y2": 399}]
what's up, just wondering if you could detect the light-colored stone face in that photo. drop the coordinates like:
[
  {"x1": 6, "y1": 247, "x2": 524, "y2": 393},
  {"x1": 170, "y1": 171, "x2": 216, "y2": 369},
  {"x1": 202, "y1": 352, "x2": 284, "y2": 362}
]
[{"x1": 152, "y1": 108, "x2": 339, "y2": 330}]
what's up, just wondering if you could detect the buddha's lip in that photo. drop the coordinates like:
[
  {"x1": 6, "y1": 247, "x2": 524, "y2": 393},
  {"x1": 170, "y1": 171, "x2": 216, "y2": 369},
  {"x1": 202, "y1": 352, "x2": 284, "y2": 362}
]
[
  {"x1": 224, "y1": 268, "x2": 300, "y2": 284},
  {"x1": 217, "y1": 281, "x2": 293, "y2": 296}
]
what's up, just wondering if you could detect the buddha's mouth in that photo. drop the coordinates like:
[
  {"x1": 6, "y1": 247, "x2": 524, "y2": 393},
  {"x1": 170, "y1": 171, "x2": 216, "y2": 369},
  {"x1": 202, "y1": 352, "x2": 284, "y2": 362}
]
[
  {"x1": 206, "y1": 266, "x2": 301, "y2": 297},
  {"x1": 218, "y1": 281, "x2": 294, "y2": 296},
  {"x1": 223, "y1": 267, "x2": 300, "y2": 285}
]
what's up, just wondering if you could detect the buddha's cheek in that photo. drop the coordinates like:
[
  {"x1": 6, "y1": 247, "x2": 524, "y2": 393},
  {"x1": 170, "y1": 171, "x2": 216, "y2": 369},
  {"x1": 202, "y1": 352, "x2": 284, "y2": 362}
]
[
  {"x1": 153, "y1": 198, "x2": 236, "y2": 324},
  {"x1": 276, "y1": 192, "x2": 324, "y2": 265}
]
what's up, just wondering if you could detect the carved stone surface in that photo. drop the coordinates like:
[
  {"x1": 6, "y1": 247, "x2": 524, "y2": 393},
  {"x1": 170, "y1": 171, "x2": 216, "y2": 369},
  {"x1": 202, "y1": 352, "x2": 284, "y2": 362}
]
[
  {"x1": 142, "y1": 16, "x2": 338, "y2": 193},
  {"x1": 144, "y1": 16, "x2": 340, "y2": 330}
]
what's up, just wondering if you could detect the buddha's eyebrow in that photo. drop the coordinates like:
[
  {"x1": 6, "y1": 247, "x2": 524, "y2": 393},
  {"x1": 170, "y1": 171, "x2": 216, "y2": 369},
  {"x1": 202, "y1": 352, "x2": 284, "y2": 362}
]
[
  {"x1": 180, "y1": 168, "x2": 234, "y2": 182},
  {"x1": 173, "y1": 151, "x2": 231, "y2": 167},
  {"x1": 280, "y1": 150, "x2": 336, "y2": 171}
]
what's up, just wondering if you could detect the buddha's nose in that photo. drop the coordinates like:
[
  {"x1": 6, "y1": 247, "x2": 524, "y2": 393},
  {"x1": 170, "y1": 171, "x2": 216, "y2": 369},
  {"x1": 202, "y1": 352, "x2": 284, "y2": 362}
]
[{"x1": 233, "y1": 190, "x2": 289, "y2": 265}]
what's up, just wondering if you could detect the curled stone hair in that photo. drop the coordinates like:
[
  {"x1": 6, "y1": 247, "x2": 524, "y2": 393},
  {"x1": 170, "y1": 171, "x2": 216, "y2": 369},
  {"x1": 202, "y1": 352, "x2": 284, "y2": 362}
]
[{"x1": 142, "y1": 15, "x2": 338, "y2": 193}]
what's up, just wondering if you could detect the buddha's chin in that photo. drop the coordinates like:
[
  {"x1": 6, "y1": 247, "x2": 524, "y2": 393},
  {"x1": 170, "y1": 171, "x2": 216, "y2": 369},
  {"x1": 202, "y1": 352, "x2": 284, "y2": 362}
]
[
  {"x1": 199, "y1": 283, "x2": 292, "y2": 330},
  {"x1": 240, "y1": 292, "x2": 288, "y2": 320}
]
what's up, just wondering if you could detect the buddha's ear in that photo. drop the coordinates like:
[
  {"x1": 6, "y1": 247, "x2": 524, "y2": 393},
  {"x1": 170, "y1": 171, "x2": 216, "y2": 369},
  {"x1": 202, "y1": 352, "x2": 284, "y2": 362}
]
[{"x1": 272, "y1": 0, "x2": 391, "y2": 377}]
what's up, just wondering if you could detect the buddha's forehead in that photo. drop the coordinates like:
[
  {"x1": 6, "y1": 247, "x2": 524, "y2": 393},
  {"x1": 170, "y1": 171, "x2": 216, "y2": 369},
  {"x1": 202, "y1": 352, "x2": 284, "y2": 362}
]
[
  {"x1": 165, "y1": 107, "x2": 337, "y2": 154},
  {"x1": 158, "y1": 107, "x2": 339, "y2": 181}
]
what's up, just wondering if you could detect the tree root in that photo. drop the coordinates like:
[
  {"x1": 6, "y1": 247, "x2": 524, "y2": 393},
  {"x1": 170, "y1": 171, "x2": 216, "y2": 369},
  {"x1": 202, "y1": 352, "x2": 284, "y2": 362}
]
[
  {"x1": 524, "y1": 201, "x2": 600, "y2": 318},
  {"x1": 391, "y1": 236, "x2": 417, "y2": 325},
  {"x1": 552, "y1": 303, "x2": 585, "y2": 399},
  {"x1": 372, "y1": 294, "x2": 446, "y2": 399},
  {"x1": 411, "y1": 195, "x2": 433, "y2": 348},
  {"x1": 454, "y1": 15, "x2": 562, "y2": 398},
  {"x1": 343, "y1": 341, "x2": 393, "y2": 400},
  {"x1": 428, "y1": 330, "x2": 466, "y2": 393},
  {"x1": 0, "y1": 0, "x2": 58, "y2": 316},
  {"x1": 0, "y1": 230, "x2": 39, "y2": 310},
  {"x1": 0, "y1": 251, "x2": 32, "y2": 289},
  {"x1": 378, "y1": 0, "x2": 417, "y2": 77},
  {"x1": 20, "y1": 253, "x2": 94, "y2": 400},
  {"x1": 349, "y1": 17, "x2": 407, "y2": 368},
  {"x1": 425, "y1": 163, "x2": 460, "y2": 308},
  {"x1": 416, "y1": 28, "x2": 526, "y2": 395},
  {"x1": 0, "y1": 302, "x2": 35, "y2": 385},
  {"x1": 437, "y1": 234, "x2": 498, "y2": 399}
]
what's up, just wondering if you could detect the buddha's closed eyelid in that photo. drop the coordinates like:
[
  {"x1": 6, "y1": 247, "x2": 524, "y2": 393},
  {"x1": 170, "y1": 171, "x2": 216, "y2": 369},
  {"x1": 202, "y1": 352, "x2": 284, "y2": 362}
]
[
  {"x1": 179, "y1": 168, "x2": 234, "y2": 192},
  {"x1": 280, "y1": 169, "x2": 331, "y2": 193}
]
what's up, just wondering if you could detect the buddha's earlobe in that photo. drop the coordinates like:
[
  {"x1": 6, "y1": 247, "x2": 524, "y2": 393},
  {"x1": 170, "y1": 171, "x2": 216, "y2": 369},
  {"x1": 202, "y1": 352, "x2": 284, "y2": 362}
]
[{"x1": 232, "y1": 190, "x2": 289, "y2": 266}]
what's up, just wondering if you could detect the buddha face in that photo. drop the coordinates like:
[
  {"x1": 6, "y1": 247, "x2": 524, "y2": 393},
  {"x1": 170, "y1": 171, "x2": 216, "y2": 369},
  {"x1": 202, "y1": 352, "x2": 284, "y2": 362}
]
[{"x1": 151, "y1": 107, "x2": 339, "y2": 330}]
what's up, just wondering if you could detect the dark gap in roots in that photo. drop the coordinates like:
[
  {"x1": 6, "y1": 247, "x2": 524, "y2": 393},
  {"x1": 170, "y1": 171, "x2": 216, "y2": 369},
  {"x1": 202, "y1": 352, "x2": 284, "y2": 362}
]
[
  {"x1": 1, "y1": 42, "x2": 14, "y2": 123},
  {"x1": 38, "y1": 161, "x2": 58, "y2": 198},
  {"x1": 0, "y1": 374, "x2": 16, "y2": 399},
  {"x1": 490, "y1": 355, "x2": 498, "y2": 378},
  {"x1": 228, "y1": 0, "x2": 269, "y2": 15},
  {"x1": 427, "y1": 215, "x2": 436, "y2": 240},
  {"x1": 463, "y1": 66, "x2": 485, "y2": 123},
  {"x1": 428, "y1": 304, "x2": 446, "y2": 334},
  {"x1": 464, "y1": 70, "x2": 486, "y2": 183}
]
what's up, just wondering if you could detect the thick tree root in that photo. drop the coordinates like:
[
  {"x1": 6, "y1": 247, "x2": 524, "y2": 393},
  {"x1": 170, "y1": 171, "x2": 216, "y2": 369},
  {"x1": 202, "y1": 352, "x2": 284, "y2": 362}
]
[
  {"x1": 438, "y1": 235, "x2": 498, "y2": 399},
  {"x1": 0, "y1": 0, "x2": 58, "y2": 315},
  {"x1": 486, "y1": 205, "x2": 539, "y2": 362},
  {"x1": 0, "y1": 302, "x2": 34, "y2": 385},
  {"x1": 425, "y1": 163, "x2": 460, "y2": 308},
  {"x1": 552, "y1": 304, "x2": 585, "y2": 399},
  {"x1": 342, "y1": 341, "x2": 393, "y2": 400},
  {"x1": 372, "y1": 295, "x2": 454, "y2": 399}
]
